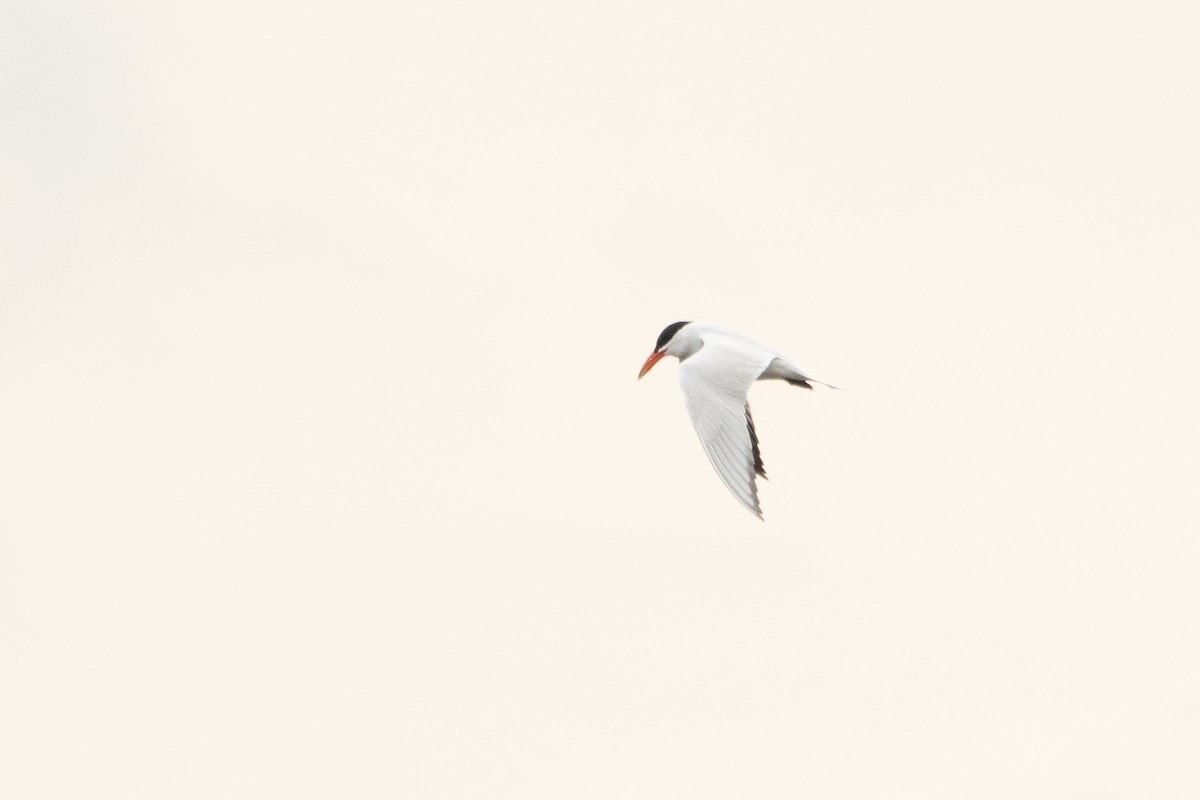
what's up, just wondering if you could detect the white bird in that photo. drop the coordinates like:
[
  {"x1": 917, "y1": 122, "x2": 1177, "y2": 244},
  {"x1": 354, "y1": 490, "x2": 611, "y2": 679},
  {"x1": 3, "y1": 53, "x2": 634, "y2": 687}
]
[{"x1": 638, "y1": 321, "x2": 836, "y2": 519}]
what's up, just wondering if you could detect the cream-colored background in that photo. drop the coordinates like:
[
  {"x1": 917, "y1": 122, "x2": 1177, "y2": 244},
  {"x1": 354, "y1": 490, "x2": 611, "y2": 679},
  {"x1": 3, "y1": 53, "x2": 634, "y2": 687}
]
[{"x1": 3, "y1": 2, "x2": 1198, "y2": 797}]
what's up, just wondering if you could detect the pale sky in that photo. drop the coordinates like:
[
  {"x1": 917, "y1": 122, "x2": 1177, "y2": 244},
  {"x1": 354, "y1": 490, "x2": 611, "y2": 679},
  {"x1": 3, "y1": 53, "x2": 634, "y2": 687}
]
[{"x1": 2, "y1": 2, "x2": 1198, "y2": 797}]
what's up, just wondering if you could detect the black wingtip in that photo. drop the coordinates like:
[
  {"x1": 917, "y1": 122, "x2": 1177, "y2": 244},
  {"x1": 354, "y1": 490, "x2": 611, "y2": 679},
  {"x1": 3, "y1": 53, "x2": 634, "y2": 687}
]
[{"x1": 745, "y1": 403, "x2": 767, "y2": 480}]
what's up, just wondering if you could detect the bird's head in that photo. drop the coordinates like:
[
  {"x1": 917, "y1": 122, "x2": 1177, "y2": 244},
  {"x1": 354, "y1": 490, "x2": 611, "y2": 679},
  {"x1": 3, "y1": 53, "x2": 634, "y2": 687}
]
[{"x1": 638, "y1": 320, "x2": 696, "y2": 379}]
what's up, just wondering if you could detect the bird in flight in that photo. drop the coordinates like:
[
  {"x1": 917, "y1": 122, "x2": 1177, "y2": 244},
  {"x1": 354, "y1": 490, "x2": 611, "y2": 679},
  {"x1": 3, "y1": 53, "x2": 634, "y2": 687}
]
[{"x1": 638, "y1": 321, "x2": 836, "y2": 519}]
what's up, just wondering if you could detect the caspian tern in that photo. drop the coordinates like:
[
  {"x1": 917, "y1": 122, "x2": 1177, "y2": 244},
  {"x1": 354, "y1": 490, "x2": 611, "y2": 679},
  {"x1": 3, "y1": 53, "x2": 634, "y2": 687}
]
[{"x1": 638, "y1": 321, "x2": 836, "y2": 519}]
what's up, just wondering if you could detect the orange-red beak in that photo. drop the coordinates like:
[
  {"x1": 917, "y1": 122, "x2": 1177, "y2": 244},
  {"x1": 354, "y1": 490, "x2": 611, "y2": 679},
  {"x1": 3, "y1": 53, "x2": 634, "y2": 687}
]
[{"x1": 638, "y1": 350, "x2": 665, "y2": 379}]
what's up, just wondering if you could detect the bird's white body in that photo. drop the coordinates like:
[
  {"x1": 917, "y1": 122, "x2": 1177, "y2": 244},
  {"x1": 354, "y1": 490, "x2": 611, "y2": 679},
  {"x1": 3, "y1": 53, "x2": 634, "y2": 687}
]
[{"x1": 641, "y1": 322, "x2": 835, "y2": 519}]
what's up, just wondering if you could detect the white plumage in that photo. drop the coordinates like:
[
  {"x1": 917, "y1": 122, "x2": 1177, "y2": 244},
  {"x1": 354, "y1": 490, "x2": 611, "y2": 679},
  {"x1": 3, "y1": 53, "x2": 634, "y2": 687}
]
[{"x1": 638, "y1": 321, "x2": 836, "y2": 519}]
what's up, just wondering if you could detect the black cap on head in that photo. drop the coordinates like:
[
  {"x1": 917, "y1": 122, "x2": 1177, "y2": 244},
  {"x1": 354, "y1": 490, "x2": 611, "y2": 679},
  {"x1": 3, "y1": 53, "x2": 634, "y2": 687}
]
[{"x1": 654, "y1": 321, "x2": 691, "y2": 351}]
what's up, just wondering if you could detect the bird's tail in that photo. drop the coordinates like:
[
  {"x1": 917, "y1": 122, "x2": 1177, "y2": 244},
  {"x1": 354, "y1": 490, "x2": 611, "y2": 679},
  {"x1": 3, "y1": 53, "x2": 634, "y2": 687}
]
[{"x1": 764, "y1": 357, "x2": 840, "y2": 390}]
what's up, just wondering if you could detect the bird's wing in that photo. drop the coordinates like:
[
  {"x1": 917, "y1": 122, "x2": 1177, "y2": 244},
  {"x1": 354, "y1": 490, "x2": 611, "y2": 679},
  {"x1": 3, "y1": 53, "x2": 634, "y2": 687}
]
[{"x1": 678, "y1": 334, "x2": 775, "y2": 518}]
